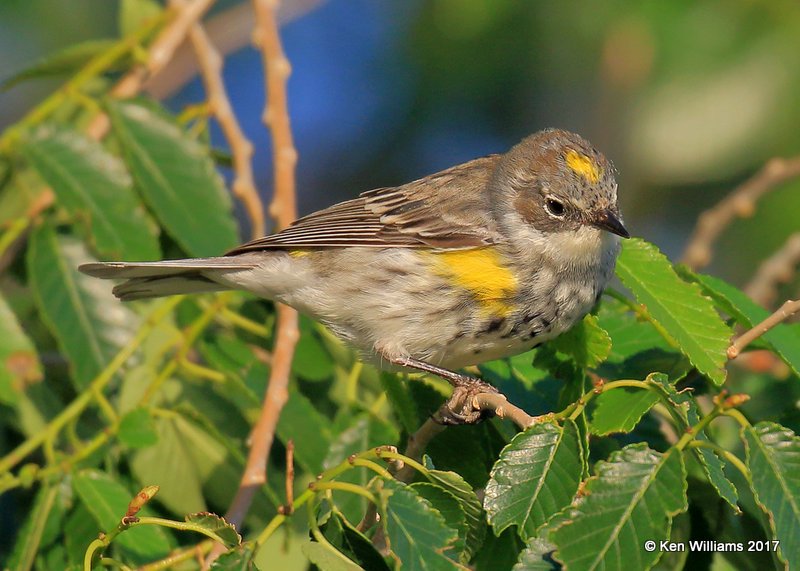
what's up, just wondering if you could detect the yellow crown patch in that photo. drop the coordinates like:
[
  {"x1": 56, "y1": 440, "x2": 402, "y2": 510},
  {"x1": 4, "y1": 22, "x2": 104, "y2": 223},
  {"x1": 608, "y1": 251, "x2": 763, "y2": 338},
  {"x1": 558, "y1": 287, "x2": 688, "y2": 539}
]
[{"x1": 565, "y1": 149, "x2": 602, "y2": 184}]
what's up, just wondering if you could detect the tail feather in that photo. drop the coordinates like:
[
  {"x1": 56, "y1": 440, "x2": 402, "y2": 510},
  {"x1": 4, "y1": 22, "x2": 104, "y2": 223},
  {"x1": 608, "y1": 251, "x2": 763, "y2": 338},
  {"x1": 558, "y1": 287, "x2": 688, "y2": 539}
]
[
  {"x1": 78, "y1": 257, "x2": 258, "y2": 301},
  {"x1": 79, "y1": 258, "x2": 255, "y2": 280},
  {"x1": 112, "y1": 275, "x2": 229, "y2": 301}
]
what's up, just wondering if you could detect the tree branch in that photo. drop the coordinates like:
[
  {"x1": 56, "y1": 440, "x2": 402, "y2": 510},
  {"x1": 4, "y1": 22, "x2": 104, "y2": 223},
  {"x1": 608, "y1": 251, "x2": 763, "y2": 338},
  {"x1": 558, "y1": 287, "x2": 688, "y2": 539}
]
[
  {"x1": 681, "y1": 155, "x2": 800, "y2": 270},
  {"x1": 86, "y1": 0, "x2": 215, "y2": 140},
  {"x1": 184, "y1": 14, "x2": 265, "y2": 239},
  {"x1": 727, "y1": 299, "x2": 800, "y2": 359},
  {"x1": 208, "y1": 1, "x2": 300, "y2": 564},
  {"x1": 745, "y1": 233, "x2": 800, "y2": 308}
]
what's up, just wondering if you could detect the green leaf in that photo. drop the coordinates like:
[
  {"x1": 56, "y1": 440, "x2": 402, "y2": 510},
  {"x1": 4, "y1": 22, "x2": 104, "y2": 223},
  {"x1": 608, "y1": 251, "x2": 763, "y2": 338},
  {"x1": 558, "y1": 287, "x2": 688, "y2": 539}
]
[
  {"x1": 615, "y1": 238, "x2": 731, "y2": 384},
  {"x1": 118, "y1": 407, "x2": 159, "y2": 448},
  {"x1": 686, "y1": 271, "x2": 800, "y2": 377},
  {"x1": 24, "y1": 126, "x2": 160, "y2": 260},
  {"x1": 185, "y1": 513, "x2": 241, "y2": 548},
  {"x1": 1, "y1": 40, "x2": 116, "y2": 91},
  {"x1": 73, "y1": 470, "x2": 172, "y2": 563},
  {"x1": 590, "y1": 388, "x2": 659, "y2": 436},
  {"x1": 410, "y1": 482, "x2": 467, "y2": 559},
  {"x1": 119, "y1": 0, "x2": 162, "y2": 36},
  {"x1": 302, "y1": 541, "x2": 363, "y2": 571},
  {"x1": 381, "y1": 372, "x2": 420, "y2": 433},
  {"x1": 684, "y1": 397, "x2": 739, "y2": 512},
  {"x1": 276, "y1": 391, "x2": 333, "y2": 474},
  {"x1": 381, "y1": 479, "x2": 460, "y2": 570},
  {"x1": 211, "y1": 543, "x2": 259, "y2": 570},
  {"x1": 513, "y1": 537, "x2": 559, "y2": 571},
  {"x1": 6, "y1": 485, "x2": 58, "y2": 571},
  {"x1": 744, "y1": 422, "x2": 800, "y2": 569},
  {"x1": 321, "y1": 512, "x2": 390, "y2": 571},
  {"x1": 108, "y1": 100, "x2": 238, "y2": 256},
  {"x1": 293, "y1": 316, "x2": 335, "y2": 381},
  {"x1": 484, "y1": 420, "x2": 582, "y2": 540},
  {"x1": 0, "y1": 291, "x2": 42, "y2": 406},
  {"x1": 596, "y1": 298, "x2": 690, "y2": 381},
  {"x1": 27, "y1": 224, "x2": 139, "y2": 387},
  {"x1": 323, "y1": 414, "x2": 399, "y2": 523},
  {"x1": 549, "y1": 314, "x2": 612, "y2": 368},
  {"x1": 550, "y1": 443, "x2": 687, "y2": 570},
  {"x1": 473, "y1": 528, "x2": 525, "y2": 571},
  {"x1": 129, "y1": 412, "x2": 225, "y2": 514},
  {"x1": 426, "y1": 469, "x2": 486, "y2": 563}
]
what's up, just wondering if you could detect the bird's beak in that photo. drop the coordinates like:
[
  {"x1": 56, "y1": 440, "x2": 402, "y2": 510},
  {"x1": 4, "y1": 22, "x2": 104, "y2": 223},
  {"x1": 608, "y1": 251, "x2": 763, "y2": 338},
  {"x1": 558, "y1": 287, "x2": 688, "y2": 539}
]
[{"x1": 591, "y1": 209, "x2": 630, "y2": 238}]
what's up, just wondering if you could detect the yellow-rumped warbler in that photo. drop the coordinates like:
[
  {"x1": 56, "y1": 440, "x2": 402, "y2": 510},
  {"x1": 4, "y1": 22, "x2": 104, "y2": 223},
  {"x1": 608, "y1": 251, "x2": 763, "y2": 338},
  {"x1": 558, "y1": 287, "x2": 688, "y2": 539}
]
[{"x1": 80, "y1": 129, "x2": 628, "y2": 423}]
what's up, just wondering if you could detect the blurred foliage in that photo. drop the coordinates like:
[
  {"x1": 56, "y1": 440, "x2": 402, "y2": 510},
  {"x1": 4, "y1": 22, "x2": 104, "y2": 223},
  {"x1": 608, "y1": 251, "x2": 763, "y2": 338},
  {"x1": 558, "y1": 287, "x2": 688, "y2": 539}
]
[{"x1": 1, "y1": 1, "x2": 800, "y2": 570}]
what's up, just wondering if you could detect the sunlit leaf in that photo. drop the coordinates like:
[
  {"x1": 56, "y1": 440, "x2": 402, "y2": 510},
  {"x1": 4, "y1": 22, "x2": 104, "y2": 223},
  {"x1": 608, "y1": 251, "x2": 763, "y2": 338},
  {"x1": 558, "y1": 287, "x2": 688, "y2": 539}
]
[
  {"x1": 27, "y1": 224, "x2": 139, "y2": 387},
  {"x1": 485, "y1": 420, "x2": 582, "y2": 540},
  {"x1": 550, "y1": 443, "x2": 687, "y2": 570},
  {"x1": 108, "y1": 100, "x2": 238, "y2": 256},
  {"x1": 23, "y1": 125, "x2": 160, "y2": 260},
  {"x1": 616, "y1": 238, "x2": 731, "y2": 384},
  {"x1": 590, "y1": 388, "x2": 659, "y2": 436},
  {"x1": 744, "y1": 422, "x2": 800, "y2": 569}
]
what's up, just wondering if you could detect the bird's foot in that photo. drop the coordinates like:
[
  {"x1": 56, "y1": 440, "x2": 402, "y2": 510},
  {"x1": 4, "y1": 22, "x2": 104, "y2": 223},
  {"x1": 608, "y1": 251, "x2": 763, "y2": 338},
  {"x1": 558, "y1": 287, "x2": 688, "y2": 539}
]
[{"x1": 434, "y1": 375, "x2": 499, "y2": 425}]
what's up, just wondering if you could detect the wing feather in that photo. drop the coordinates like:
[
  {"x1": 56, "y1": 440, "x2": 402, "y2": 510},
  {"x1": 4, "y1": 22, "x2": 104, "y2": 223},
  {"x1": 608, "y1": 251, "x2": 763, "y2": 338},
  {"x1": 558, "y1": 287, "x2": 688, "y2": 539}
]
[{"x1": 227, "y1": 155, "x2": 502, "y2": 255}]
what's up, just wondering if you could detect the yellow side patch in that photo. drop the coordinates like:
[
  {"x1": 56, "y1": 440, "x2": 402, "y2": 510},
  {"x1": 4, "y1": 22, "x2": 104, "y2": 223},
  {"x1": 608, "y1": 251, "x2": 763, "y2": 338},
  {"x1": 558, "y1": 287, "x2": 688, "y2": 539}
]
[
  {"x1": 426, "y1": 248, "x2": 517, "y2": 316},
  {"x1": 289, "y1": 250, "x2": 311, "y2": 258},
  {"x1": 565, "y1": 149, "x2": 601, "y2": 184}
]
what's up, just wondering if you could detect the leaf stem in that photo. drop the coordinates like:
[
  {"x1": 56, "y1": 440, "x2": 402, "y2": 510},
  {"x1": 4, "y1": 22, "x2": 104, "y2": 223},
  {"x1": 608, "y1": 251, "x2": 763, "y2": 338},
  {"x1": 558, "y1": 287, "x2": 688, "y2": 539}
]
[
  {"x1": 685, "y1": 441, "x2": 749, "y2": 480},
  {"x1": 604, "y1": 288, "x2": 679, "y2": 350},
  {"x1": 0, "y1": 297, "x2": 181, "y2": 475},
  {"x1": 0, "y1": 11, "x2": 168, "y2": 152},
  {"x1": 309, "y1": 481, "x2": 378, "y2": 505}
]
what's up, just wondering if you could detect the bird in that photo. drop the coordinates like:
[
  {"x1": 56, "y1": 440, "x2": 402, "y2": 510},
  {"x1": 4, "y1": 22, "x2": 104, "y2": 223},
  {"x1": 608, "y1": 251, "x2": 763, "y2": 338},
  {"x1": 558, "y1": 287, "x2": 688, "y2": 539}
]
[{"x1": 80, "y1": 128, "x2": 629, "y2": 424}]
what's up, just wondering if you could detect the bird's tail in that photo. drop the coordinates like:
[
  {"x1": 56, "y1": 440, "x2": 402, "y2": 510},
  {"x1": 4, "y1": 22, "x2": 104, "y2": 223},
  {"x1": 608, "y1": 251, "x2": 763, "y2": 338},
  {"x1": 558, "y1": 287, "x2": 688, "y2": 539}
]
[{"x1": 79, "y1": 258, "x2": 258, "y2": 301}]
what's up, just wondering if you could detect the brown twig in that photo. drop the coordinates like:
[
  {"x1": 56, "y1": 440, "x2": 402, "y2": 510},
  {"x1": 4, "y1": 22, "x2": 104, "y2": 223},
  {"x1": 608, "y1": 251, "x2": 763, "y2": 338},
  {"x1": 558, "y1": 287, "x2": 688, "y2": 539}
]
[
  {"x1": 681, "y1": 156, "x2": 800, "y2": 270},
  {"x1": 280, "y1": 439, "x2": 295, "y2": 515},
  {"x1": 207, "y1": 1, "x2": 299, "y2": 564},
  {"x1": 472, "y1": 392, "x2": 537, "y2": 429},
  {"x1": 184, "y1": 12, "x2": 265, "y2": 238},
  {"x1": 727, "y1": 299, "x2": 800, "y2": 359},
  {"x1": 86, "y1": 0, "x2": 215, "y2": 140},
  {"x1": 147, "y1": 0, "x2": 324, "y2": 100},
  {"x1": 744, "y1": 233, "x2": 800, "y2": 308}
]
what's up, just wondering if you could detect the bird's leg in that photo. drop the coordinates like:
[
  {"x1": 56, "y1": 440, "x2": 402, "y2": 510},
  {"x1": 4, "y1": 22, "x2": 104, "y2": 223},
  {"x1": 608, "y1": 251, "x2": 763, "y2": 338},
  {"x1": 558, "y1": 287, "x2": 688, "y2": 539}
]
[{"x1": 385, "y1": 354, "x2": 498, "y2": 425}]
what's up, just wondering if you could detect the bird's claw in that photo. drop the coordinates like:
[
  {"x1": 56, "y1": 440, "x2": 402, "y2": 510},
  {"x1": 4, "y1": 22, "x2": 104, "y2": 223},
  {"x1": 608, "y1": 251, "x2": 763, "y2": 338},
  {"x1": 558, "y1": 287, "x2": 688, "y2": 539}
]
[{"x1": 434, "y1": 378, "x2": 499, "y2": 425}]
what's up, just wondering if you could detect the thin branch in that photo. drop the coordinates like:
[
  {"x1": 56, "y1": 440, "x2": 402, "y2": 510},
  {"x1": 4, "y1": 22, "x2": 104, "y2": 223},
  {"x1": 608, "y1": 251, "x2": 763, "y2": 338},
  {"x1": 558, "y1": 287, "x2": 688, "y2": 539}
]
[
  {"x1": 146, "y1": 0, "x2": 325, "y2": 100},
  {"x1": 728, "y1": 299, "x2": 800, "y2": 359},
  {"x1": 184, "y1": 13, "x2": 265, "y2": 239},
  {"x1": 280, "y1": 439, "x2": 295, "y2": 515},
  {"x1": 86, "y1": 0, "x2": 215, "y2": 140},
  {"x1": 745, "y1": 233, "x2": 800, "y2": 308},
  {"x1": 209, "y1": 1, "x2": 300, "y2": 562},
  {"x1": 681, "y1": 155, "x2": 800, "y2": 270}
]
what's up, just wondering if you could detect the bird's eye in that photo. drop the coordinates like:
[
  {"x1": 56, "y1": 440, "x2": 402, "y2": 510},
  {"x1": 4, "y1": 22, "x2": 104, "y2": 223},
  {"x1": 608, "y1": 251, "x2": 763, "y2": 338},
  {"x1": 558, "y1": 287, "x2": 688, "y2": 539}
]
[{"x1": 545, "y1": 197, "x2": 566, "y2": 218}]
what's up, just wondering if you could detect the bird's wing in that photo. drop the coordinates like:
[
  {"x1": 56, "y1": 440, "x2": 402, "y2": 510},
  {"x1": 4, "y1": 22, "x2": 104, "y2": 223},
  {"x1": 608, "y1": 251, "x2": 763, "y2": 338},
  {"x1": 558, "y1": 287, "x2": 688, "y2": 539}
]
[{"x1": 226, "y1": 155, "x2": 502, "y2": 254}]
